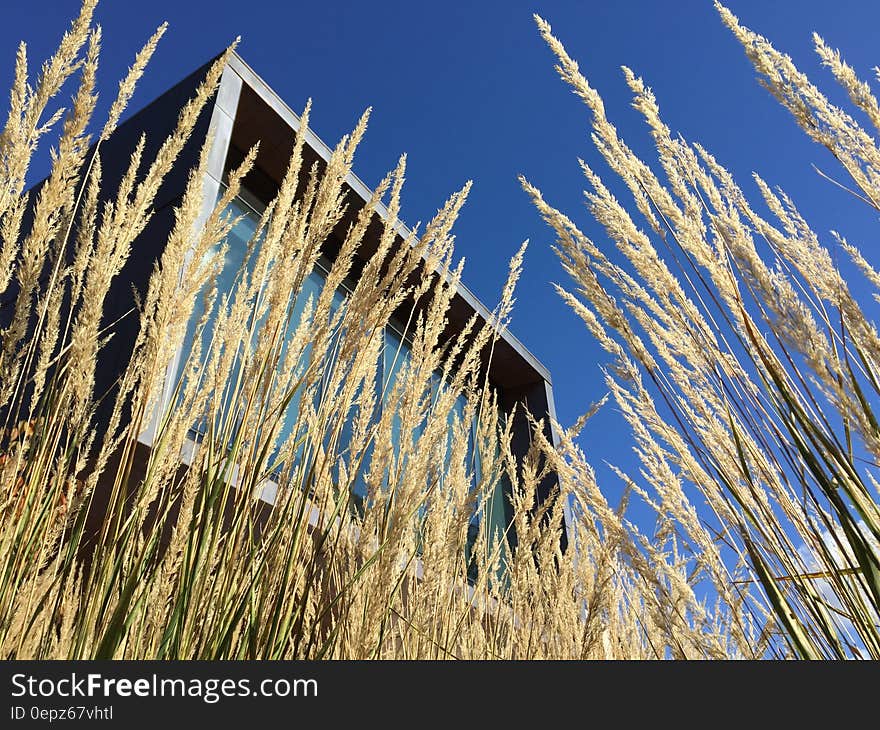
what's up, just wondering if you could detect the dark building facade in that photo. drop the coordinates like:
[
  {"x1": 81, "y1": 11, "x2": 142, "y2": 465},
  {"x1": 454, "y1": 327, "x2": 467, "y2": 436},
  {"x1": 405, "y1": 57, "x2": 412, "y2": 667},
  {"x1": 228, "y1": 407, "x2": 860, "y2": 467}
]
[{"x1": 50, "y1": 52, "x2": 565, "y2": 552}]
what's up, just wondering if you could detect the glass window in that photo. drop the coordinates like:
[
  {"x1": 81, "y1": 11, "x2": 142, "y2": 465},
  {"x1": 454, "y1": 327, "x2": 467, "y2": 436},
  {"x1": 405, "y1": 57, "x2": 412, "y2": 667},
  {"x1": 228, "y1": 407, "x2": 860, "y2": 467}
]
[
  {"x1": 176, "y1": 193, "x2": 264, "y2": 442},
  {"x1": 175, "y1": 191, "x2": 345, "y2": 460},
  {"x1": 175, "y1": 187, "x2": 511, "y2": 574}
]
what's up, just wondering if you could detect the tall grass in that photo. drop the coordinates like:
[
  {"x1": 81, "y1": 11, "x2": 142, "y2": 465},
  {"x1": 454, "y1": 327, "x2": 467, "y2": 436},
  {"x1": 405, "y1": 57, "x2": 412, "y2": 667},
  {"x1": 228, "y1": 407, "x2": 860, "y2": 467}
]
[
  {"x1": 0, "y1": 0, "x2": 574, "y2": 660},
  {"x1": 2, "y1": 0, "x2": 876, "y2": 660},
  {"x1": 524, "y1": 3, "x2": 880, "y2": 659}
]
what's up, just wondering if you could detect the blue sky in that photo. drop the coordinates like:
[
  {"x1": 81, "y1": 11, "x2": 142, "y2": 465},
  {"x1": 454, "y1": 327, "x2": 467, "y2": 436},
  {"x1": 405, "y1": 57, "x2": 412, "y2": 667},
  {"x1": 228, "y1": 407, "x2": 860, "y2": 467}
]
[{"x1": 5, "y1": 0, "x2": 880, "y2": 529}]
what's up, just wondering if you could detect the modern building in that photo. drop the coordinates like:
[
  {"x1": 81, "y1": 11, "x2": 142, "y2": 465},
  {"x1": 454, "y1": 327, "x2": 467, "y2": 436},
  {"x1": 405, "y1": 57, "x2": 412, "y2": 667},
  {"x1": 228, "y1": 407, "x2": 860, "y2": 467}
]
[{"x1": 78, "y1": 51, "x2": 564, "y2": 555}]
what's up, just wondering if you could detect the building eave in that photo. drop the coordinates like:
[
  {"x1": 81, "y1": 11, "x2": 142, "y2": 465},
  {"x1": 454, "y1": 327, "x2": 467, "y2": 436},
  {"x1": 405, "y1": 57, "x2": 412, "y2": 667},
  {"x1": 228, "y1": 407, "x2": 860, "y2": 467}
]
[{"x1": 224, "y1": 51, "x2": 553, "y2": 388}]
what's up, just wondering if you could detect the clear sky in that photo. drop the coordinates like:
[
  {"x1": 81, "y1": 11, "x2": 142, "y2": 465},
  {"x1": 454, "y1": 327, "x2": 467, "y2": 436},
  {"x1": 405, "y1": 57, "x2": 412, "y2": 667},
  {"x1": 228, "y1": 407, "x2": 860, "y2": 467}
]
[{"x1": 5, "y1": 0, "x2": 880, "y2": 528}]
